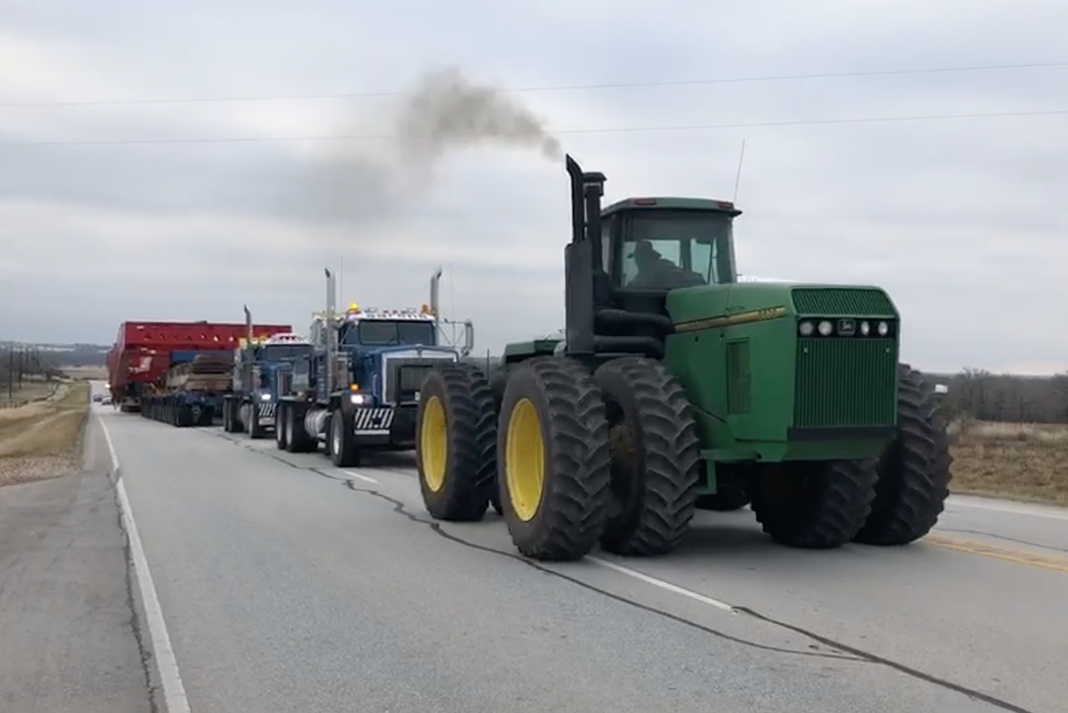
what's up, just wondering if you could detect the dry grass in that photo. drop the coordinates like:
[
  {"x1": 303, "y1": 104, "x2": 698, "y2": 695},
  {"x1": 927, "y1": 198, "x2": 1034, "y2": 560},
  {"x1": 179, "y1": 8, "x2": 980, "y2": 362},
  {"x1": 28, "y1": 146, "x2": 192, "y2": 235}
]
[
  {"x1": 0, "y1": 381, "x2": 90, "y2": 487},
  {"x1": 62, "y1": 365, "x2": 108, "y2": 380},
  {"x1": 0, "y1": 379, "x2": 58, "y2": 408},
  {"x1": 950, "y1": 420, "x2": 1068, "y2": 506}
]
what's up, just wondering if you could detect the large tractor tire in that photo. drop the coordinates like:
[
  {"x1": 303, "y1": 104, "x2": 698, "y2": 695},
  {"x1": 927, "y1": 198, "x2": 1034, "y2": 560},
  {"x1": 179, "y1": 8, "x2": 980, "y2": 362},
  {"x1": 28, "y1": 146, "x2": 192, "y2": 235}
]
[
  {"x1": 498, "y1": 357, "x2": 611, "y2": 561},
  {"x1": 593, "y1": 357, "x2": 701, "y2": 556},
  {"x1": 416, "y1": 362, "x2": 497, "y2": 522},
  {"x1": 750, "y1": 459, "x2": 878, "y2": 549},
  {"x1": 853, "y1": 364, "x2": 953, "y2": 545},
  {"x1": 487, "y1": 367, "x2": 510, "y2": 517}
]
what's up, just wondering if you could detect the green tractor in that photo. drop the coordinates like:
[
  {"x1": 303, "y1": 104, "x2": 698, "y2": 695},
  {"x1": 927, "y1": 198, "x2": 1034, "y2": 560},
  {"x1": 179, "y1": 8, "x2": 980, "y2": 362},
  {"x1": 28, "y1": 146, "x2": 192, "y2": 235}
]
[{"x1": 415, "y1": 154, "x2": 952, "y2": 561}]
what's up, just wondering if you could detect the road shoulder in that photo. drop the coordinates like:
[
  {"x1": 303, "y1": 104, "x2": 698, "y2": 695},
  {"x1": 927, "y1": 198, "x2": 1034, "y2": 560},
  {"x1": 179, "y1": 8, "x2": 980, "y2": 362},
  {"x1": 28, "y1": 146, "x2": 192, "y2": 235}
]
[{"x1": 0, "y1": 415, "x2": 152, "y2": 713}]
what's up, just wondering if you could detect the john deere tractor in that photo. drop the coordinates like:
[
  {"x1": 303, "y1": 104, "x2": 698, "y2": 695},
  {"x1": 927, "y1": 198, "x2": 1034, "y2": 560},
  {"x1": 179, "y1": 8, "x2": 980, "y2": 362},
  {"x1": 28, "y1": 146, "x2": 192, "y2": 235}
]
[{"x1": 415, "y1": 154, "x2": 952, "y2": 562}]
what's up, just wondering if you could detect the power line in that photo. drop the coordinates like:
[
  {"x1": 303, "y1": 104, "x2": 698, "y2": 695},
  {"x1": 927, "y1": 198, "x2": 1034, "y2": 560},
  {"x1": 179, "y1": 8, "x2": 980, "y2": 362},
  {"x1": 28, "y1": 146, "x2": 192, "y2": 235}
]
[
  {"x1": 1, "y1": 61, "x2": 1067, "y2": 108},
  {"x1": 1, "y1": 108, "x2": 1065, "y2": 148}
]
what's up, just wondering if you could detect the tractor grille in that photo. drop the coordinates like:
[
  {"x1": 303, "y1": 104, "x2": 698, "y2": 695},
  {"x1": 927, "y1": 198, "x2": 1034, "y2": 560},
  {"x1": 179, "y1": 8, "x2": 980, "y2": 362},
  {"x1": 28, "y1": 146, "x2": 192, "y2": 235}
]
[
  {"x1": 794, "y1": 338, "x2": 897, "y2": 428},
  {"x1": 791, "y1": 288, "x2": 895, "y2": 317},
  {"x1": 384, "y1": 358, "x2": 438, "y2": 404}
]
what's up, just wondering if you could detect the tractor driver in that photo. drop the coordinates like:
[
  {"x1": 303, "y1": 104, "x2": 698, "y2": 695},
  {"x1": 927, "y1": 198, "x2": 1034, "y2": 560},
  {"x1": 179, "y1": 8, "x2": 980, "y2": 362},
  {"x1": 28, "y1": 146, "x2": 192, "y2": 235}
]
[{"x1": 627, "y1": 239, "x2": 705, "y2": 289}]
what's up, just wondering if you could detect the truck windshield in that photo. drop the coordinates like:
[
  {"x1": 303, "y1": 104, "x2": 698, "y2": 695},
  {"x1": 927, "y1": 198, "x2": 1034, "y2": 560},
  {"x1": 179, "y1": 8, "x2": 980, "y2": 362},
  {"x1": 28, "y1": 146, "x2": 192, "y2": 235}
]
[
  {"x1": 621, "y1": 210, "x2": 736, "y2": 290},
  {"x1": 262, "y1": 345, "x2": 313, "y2": 361},
  {"x1": 349, "y1": 320, "x2": 436, "y2": 347}
]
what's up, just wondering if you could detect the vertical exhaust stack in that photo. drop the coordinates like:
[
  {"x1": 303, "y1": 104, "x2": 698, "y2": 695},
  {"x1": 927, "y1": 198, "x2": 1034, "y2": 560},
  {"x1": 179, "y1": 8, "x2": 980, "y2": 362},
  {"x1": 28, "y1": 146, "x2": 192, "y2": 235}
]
[
  {"x1": 243, "y1": 305, "x2": 253, "y2": 342},
  {"x1": 324, "y1": 268, "x2": 338, "y2": 396},
  {"x1": 430, "y1": 267, "x2": 443, "y2": 318},
  {"x1": 563, "y1": 154, "x2": 599, "y2": 358}
]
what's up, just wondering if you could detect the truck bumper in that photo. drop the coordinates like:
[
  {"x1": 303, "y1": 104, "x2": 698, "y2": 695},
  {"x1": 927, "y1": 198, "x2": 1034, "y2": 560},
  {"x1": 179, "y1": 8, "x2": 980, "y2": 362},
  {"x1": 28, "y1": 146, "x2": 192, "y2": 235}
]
[{"x1": 350, "y1": 405, "x2": 417, "y2": 449}]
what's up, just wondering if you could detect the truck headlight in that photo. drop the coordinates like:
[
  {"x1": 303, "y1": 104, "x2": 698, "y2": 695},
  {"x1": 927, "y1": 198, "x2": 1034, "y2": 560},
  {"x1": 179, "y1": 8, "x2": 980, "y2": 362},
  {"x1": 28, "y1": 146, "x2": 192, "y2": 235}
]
[
  {"x1": 350, "y1": 393, "x2": 366, "y2": 405},
  {"x1": 817, "y1": 320, "x2": 834, "y2": 336},
  {"x1": 260, "y1": 393, "x2": 271, "y2": 401},
  {"x1": 799, "y1": 321, "x2": 814, "y2": 336},
  {"x1": 877, "y1": 321, "x2": 889, "y2": 336},
  {"x1": 859, "y1": 321, "x2": 870, "y2": 336}
]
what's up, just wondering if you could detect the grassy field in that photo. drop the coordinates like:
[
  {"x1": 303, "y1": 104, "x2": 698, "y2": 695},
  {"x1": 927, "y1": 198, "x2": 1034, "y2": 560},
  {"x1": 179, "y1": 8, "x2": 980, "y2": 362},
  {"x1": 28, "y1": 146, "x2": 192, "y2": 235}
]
[
  {"x1": 0, "y1": 381, "x2": 90, "y2": 487},
  {"x1": 949, "y1": 420, "x2": 1068, "y2": 506},
  {"x1": 0, "y1": 379, "x2": 59, "y2": 408}
]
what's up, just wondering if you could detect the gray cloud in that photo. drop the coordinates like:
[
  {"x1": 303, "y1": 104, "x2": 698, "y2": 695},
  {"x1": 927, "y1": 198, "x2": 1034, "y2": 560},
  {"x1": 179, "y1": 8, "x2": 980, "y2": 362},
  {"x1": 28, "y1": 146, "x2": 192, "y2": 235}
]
[{"x1": 1, "y1": 0, "x2": 1067, "y2": 373}]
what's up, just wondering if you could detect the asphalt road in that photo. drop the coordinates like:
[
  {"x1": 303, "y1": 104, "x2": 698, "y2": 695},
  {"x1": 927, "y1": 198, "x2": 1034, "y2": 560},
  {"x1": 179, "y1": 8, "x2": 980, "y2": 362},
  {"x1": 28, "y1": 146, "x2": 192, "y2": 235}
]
[{"x1": 7, "y1": 387, "x2": 1067, "y2": 713}]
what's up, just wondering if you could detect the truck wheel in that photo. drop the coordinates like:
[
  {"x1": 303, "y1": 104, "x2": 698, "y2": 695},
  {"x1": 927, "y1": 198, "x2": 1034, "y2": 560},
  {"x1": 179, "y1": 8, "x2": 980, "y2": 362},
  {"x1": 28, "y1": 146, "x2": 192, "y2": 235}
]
[
  {"x1": 249, "y1": 405, "x2": 267, "y2": 439},
  {"x1": 275, "y1": 403, "x2": 289, "y2": 450},
  {"x1": 750, "y1": 459, "x2": 878, "y2": 548},
  {"x1": 330, "y1": 409, "x2": 361, "y2": 467},
  {"x1": 498, "y1": 357, "x2": 611, "y2": 561},
  {"x1": 853, "y1": 364, "x2": 953, "y2": 545},
  {"x1": 593, "y1": 357, "x2": 701, "y2": 556},
  {"x1": 416, "y1": 363, "x2": 497, "y2": 522}
]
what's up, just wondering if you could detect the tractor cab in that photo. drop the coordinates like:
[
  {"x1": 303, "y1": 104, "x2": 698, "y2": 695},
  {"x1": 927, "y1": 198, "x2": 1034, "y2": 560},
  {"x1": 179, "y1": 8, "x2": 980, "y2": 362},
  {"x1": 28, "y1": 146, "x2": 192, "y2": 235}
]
[
  {"x1": 599, "y1": 197, "x2": 739, "y2": 293},
  {"x1": 565, "y1": 158, "x2": 743, "y2": 362}
]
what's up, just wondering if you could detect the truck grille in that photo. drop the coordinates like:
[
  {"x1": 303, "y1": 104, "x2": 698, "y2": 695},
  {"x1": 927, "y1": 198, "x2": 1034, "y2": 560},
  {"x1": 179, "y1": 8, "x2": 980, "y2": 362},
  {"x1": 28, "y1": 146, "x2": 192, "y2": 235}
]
[
  {"x1": 384, "y1": 358, "x2": 439, "y2": 404},
  {"x1": 794, "y1": 338, "x2": 897, "y2": 428}
]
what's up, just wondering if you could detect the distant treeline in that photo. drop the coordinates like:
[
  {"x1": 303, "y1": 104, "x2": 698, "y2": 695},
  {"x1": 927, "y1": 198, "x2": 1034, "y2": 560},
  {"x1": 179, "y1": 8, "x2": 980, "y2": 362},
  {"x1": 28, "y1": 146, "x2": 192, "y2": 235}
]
[
  {"x1": 938, "y1": 368, "x2": 1068, "y2": 424},
  {"x1": 0, "y1": 343, "x2": 108, "y2": 368}
]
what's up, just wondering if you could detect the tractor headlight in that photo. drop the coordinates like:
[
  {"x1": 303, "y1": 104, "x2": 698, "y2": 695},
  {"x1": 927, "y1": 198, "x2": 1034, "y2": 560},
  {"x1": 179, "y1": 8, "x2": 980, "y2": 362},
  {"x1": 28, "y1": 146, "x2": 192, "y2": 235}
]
[
  {"x1": 877, "y1": 321, "x2": 889, "y2": 336},
  {"x1": 260, "y1": 393, "x2": 271, "y2": 401},
  {"x1": 799, "y1": 321, "x2": 815, "y2": 337},
  {"x1": 350, "y1": 393, "x2": 366, "y2": 405},
  {"x1": 818, "y1": 320, "x2": 834, "y2": 337},
  {"x1": 859, "y1": 321, "x2": 871, "y2": 336}
]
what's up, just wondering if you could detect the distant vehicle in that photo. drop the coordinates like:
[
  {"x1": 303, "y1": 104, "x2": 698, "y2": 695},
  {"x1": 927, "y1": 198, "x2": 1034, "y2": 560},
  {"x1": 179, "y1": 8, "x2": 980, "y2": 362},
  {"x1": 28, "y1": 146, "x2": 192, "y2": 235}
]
[
  {"x1": 93, "y1": 394, "x2": 104, "y2": 403},
  {"x1": 101, "y1": 396, "x2": 112, "y2": 405}
]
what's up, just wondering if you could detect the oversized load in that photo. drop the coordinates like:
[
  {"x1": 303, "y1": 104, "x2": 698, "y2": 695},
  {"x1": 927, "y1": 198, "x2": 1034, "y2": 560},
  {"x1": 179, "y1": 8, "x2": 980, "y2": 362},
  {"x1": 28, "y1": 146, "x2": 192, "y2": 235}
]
[
  {"x1": 140, "y1": 350, "x2": 237, "y2": 427},
  {"x1": 106, "y1": 320, "x2": 290, "y2": 412}
]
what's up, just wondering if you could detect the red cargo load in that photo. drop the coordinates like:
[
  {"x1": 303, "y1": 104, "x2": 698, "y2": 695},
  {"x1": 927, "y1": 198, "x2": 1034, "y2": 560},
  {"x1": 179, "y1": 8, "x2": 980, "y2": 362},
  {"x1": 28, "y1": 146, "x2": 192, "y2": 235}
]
[{"x1": 107, "y1": 321, "x2": 291, "y2": 400}]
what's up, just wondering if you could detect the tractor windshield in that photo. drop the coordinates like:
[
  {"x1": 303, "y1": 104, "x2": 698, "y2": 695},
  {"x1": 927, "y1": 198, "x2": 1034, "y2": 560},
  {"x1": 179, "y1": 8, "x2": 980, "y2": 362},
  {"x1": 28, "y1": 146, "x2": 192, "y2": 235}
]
[
  {"x1": 621, "y1": 210, "x2": 735, "y2": 290},
  {"x1": 348, "y1": 320, "x2": 437, "y2": 347}
]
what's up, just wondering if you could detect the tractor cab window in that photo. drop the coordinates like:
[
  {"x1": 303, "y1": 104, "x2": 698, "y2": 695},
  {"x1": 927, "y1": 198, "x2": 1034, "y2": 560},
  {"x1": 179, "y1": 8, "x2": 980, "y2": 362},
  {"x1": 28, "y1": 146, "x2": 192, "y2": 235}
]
[
  {"x1": 619, "y1": 210, "x2": 735, "y2": 290},
  {"x1": 347, "y1": 320, "x2": 437, "y2": 347}
]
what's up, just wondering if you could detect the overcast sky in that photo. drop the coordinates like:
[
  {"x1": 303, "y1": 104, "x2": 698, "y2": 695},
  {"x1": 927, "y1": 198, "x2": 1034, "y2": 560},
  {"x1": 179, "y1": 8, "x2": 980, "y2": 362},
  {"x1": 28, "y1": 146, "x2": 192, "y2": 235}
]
[{"x1": 1, "y1": 0, "x2": 1066, "y2": 374}]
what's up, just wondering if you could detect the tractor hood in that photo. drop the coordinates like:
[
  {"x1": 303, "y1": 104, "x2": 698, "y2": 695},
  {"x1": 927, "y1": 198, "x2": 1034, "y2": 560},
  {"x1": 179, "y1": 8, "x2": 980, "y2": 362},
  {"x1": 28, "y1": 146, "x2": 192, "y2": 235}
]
[{"x1": 665, "y1": 281, "x2": 899, "y2": 328}]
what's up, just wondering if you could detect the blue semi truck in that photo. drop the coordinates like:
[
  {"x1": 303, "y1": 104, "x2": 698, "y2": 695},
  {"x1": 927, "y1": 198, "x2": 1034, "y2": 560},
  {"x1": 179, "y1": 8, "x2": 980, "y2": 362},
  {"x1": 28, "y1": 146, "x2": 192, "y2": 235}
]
[
  {"x1": 140, "y1": 350, "x2": 235, "y2": 427},
  {"x1": 276, "y1": 268, "x2": 473, "y2": 467},
  {"x1": 221, "y1": 315, "x2": 316, "y2": 438}
]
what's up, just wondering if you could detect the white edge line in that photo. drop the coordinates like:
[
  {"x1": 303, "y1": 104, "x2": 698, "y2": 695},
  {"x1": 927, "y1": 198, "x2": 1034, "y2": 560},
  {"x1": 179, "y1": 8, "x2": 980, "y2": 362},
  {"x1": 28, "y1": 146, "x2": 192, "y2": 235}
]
[
  {"x1": 588, "y1": 556, "x2": 736, "y2": 613},
  {"x1": 99, "y1": 416, "x2": 192, "y2": 713},
  {"x1": 342, "y1": 469, "x2": 380, "y2": 484}
]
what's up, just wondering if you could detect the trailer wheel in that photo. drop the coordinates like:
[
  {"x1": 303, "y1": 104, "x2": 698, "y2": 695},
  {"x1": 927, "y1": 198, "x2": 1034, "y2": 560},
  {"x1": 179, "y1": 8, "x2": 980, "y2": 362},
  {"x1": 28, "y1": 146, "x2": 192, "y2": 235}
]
[
  {"x1": 593, "y1": 357, "x2": 701, "y2": 556},
  {"x1": 416, "y1": 363, "x2": 496, "y2": 522},
  {"x1": 498, "y1": 357, "x2": 611, "y2": 561},
  {"x1": 853, "y1": 364, "x2": 953, "y2": 545},
  {"x1": 330, "y1": 409, "x2": 361, "y2": 467}
]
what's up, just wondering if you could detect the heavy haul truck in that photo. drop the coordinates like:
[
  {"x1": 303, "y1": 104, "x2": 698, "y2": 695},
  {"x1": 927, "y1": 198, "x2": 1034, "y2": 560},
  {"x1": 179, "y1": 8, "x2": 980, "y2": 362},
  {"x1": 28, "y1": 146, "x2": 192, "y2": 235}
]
[
  {"x1": 276, "y1": 269, "x2": 474, "y2": 466},
  {"x1": 140, "y1": 350, "x2": 234, "y2": 427},
  {"x1": 415, "y1": 154, "x2": 952, "y2": 562}
]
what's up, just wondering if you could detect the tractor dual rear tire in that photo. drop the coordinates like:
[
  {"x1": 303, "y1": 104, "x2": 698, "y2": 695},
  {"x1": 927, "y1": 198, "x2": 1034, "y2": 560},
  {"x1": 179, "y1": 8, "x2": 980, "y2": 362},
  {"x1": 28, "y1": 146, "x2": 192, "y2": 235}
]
[
  {"x1": 594, "y1": 357, "x2": 701, "y2": 556},
  {"x1": 750, "y1": 459, "x2": 878, "y2": 549},
  {"x1": 498, "y1": 357, "x2": 611, "y2": 561},
  {"x1": 416, "y1": 362, "x2": 498, "y2": 522},
  {"x1": 853, "y1": 364, "x2": 953, "y2": 546}
]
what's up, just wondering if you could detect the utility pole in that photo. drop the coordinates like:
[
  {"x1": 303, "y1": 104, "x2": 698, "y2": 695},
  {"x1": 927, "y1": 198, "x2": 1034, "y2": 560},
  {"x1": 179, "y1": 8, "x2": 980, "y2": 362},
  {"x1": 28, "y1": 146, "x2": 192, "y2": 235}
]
[{"x1": 6, "y1": 347, "x2": 13, "y2": 401}]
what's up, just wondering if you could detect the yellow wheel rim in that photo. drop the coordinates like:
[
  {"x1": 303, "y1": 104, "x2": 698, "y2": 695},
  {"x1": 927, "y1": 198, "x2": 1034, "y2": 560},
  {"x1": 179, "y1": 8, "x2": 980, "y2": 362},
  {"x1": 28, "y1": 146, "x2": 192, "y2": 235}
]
[
  {"x1": 505, "y1": 398, "x2": 545, "y2": 522},
  {"x1": 421, "y1": 395, "x2": 447, "y2": 492}
]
